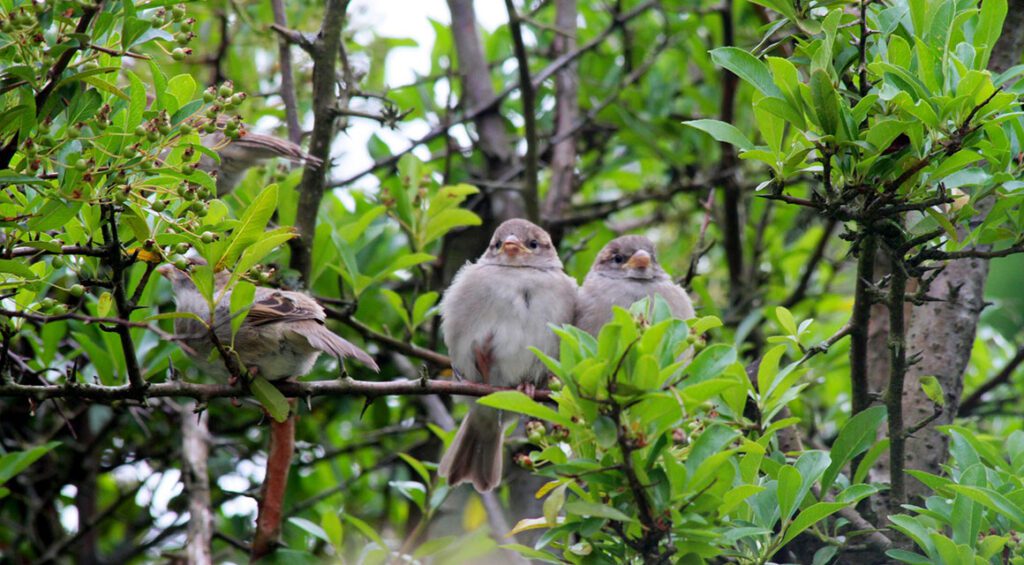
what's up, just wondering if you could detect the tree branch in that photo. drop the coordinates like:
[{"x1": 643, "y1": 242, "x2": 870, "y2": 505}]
[
  {"x1": 327, "y1": 0, "x2": 659, "y2": 190},
  {"x1": 958, "y1": 344, "x2": 1024, "y2": 416},
  {"x1": 288, "y1": 0, "x2": 350, "y2": 284},
  {"x1": 849, "y1": 234, "x2": 877, "y2": 417},
  {"x1": 504, "y1": 0, "x2": 540, "y2": 222},
  {"x1": 271, "y1": 0, "x2": 303, "y2": 145},
  {"x1": 0, "y1": 377, "x2": 551, "y2": 402}
]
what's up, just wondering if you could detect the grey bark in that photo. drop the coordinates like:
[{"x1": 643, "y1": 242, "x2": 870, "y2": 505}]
[
  {"x1": 868, "y1": 12, "x2": 1024, "y2": 504},
  {"x1": 541, "y1": 0, "x2": 579, "y2": 236},
  {"x1": 181, "y1": 402, "x2": 212, "y2": 565}
]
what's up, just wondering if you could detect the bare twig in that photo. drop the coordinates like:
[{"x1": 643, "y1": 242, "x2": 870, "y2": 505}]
[
  {"x1": 271, "y1": 0, "x2": 302, "y2": 145},
  {"x1": 958, "y1": 344, "x2": 1024, "y2": 416}
]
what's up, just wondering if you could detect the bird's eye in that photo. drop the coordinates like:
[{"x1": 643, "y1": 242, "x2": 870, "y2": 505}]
[
  {"x1": 528, "y1": 239, "x2": 539, "y2": 249},
  {"x1": 612, "y1": 254, "x2": 625, "y2": 264},
  {"x1": 493, "y1": 241, "x2": 501, "y2": 250}
]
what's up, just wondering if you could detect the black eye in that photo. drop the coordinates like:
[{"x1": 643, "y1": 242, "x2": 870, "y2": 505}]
[
  {"x1": 528, "y1": 239, "x2": 539, "y2": 249},
  {"x1": 493, "y1": 241, "x2": 501, "y2": 250},
  {"x1": 612, "y1": 254, "x2": 625, "y2": 264}
]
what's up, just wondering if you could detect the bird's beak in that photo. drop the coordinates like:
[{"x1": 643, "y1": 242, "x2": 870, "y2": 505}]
[
  {"x1": 500, "y1": 235, "x2": 530, "y2": 256},
  {"x1": 624, "y1": 250, "x2": 651, "y2": 270}
]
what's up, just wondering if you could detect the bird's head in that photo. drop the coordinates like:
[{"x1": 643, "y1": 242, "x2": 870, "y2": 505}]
[
  {"x1": 481, "y1": 219, "x2": 562, "y2": 270},
  {"x1": 591, "y1": 235, "x2": 668, "y2": 281}
]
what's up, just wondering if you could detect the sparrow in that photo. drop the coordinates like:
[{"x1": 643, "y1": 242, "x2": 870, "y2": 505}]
[
  {"x1": 438, "y1": 219, "x2": 578, "y2": 492},
  {"x1": 157, "y1": 259, "x2": 377, "y2": 381},
  {"x1": 575, "y1": 235, "x2": 695, "y2": 336},
  {"x1": 196, "y1": 120, "x2": 323, "y2": 196}
]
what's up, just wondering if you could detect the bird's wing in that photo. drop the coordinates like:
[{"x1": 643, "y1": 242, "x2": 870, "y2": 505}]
[{"x1": 246, "y1": 289, "x2": 326, "y2": 326}]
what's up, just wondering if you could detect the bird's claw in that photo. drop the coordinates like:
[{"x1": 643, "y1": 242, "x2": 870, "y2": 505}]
[{"x1": 518, "y1": 382, "x2": 536, "y2": 398}]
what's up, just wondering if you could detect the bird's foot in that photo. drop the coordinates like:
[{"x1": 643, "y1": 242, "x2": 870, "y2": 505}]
[{"x1": 517, "y1": 382, "x2": 536, "y2": 398}]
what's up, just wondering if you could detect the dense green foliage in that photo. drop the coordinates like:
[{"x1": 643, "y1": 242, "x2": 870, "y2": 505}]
[{"x1": 2, "y1": 0, "x2": 1024, "y2": 563}]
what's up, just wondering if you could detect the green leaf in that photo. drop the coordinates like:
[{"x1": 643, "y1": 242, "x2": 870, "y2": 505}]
[
  {"x1": 563, "y1": 500, "x2": 634, "y2": 522},
  {"x1": 229, "y1": 281, "x2": 255, "y2": 339},
  {"x1": 947, "y1": 485, "x2": 1024, "y2": 528},
  {"x1": 423, "y1": 208, "x2": 481, "y2": 245},
  {"x1": 780, "y1": 502, "x2": 847, "y2": 546},
  {"x1": 217, "y1": 184, "x2": 279, "y2": 270},
  {"x1": 0, "y1": 259, "x2": 37, "y2": 280},
  {"x1": 320, "y1": 511, "x2": 344, "y2": 551},
  {"x1": 389, "y1": 480, "x2": 426, "y2": 510},
  {"x1": 775, "y1": 306, "x2": 797, "y2": 335},
  {"x1": 288, "y1": 517, "x2": 331, "y2": 545},
  {"x1": 710, "y1": 47, "x2": 784, "y2": 98},
  {"x1": 342, "y1": 513, "x2": 387, "y2": 548},
  {"x1": 477, "y1": 391, "x2": 573, "y2": 428},
  {"x1": 777, "y1": 465, "x2": 803, "y2": 523},
  {"x1": 398, "y1": 453, "x2": 431, "y2": 485},
  {"x1": 0, "y1": 441, "x2": 61, "y2": 485},
  {"x1": 250, "y1": 376, "x2": 290, "y2": 423},
  {"x1": 683, "y1": 119, "x2": 755, "y2": 151},
  {"x1": 919, "y1": 376, "x2": 945, "y2": 406},
  {"x1": 543, "y1": 483, "x2": 567, "y2": 524},
  {"x1": 810, "y1": 70, "x2": 840, "y2": 136},
  {"x1": 821, "y1": 405, "x2": 887, "y2": 493}
]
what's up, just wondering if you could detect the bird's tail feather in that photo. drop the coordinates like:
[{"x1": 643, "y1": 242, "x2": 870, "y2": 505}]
[
  {"x1": 302, "y1": 324, "x2": 379, "y2": 372},
  {"x1": 232, "y1": 133, "x2": 323, "y2": 167},
  {"x1": 439, "y1": 405, "x2": 503, "y2": 492}
]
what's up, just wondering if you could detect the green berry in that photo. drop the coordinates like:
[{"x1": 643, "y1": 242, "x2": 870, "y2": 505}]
[
  {"x1": 146, "y1": 130, "x2": 159, "y2": 142},
  {"x1": 200, "y1": 231, "x2": 215, "y2": 243},
  {"x1": 74, "y1": 158, "x2": 88, "y2": 171},
  {"x1": 67, "y1": 125, "x2": 80, "y2": 139},
  {"x1": 152, "y1": 199, "x2": 167, "y2": 212},
  {"x1": 135, "y1": 125, "x2": 147, "y2": 137},
  {"x1": 172, "y1": 256, "x2": 188, "y2": 271},
  {"x1": 175, "y1": 242, "x2": 190, "y2": 254},
  {"x1": 172, "y1": 47, "x2": 185, "y2": 61},
  {"x1": 218, "y1": 83, "x2": 233, "y2": 98},
  {"x1": 40, "y1": 298, "x2": 56, "y2": 310},
  {"x1": 202, "y1": 89, "x2": 216, "y2": 103},
  {"x1": 180, "y1": 123, "x2": 193, "y2": 135},
  {"x1": 51, "y1": 255, "x2": 65, "y2": 268},
  {"x1": 69, "y1": 284, "x2": 85, "y2": 298}
]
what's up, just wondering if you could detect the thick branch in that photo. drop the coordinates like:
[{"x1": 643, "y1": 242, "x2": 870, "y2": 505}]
[
  {"x1": 271, "y1": 0, "x2": 303, "y2": 145},
  {"x1": 288, "y1": 0, "x2": 350, "y2": 283},
  {"x1": 504, "y1": 0, "x2": 540, "y2": 222},
  {"x1": 181, "y1": 402, "x2": 212, "y2": 565},
  {"x1": 0, "y1": 377, "x2": 551, "y2": 402},
  {"x1": 849, "y1": 235, "x2": 877, "y2": 416},
  {"x1": 541, "y1": 0, "x2": 579, "y2": 229},
  {"x1": 885, "y1": 251, "x2": 908, "y2": 513},
  {"x1": 250, "y1": 411, "x2": 295, "y2": 560}
]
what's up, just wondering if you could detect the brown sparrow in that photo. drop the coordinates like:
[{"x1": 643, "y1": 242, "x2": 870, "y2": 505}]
[
  {"x1": 438, "y1": 219, "x2": 577, "y2": 492},
  {"x1": 195, "y1": 118, "x2": 323, "y2": 196},
  {"x1": 157, "y1": 260, "x2": 377, "y2": 380},
  {"x1": 576, "y1": 235, "x2": 695, "y2": 335}
]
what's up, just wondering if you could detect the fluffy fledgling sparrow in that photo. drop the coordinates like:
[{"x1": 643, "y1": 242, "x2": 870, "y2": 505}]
[
  {"x1": 576, "y1": 235, "x2": 695, "y2": 335},
  {"x1": 438, "y1": 219, "x2": 577, "y2": 492},
  {"x1": 157, "y1": 260, "x2": 377, "y2": 380},
  {"x1": 197, "y1": 122, "x2": 323, "y2": 196}
]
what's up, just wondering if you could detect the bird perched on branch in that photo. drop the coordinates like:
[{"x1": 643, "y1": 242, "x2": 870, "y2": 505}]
[
  {"x1": 157, "y1": 259, "x2": 377, "y2": 381},
  {"x1": 195, "y1": 118, "x2": 323, "y2": 196},
  {"x1": 438, "y1": 219, "x2": 577, "y2": 492},
  {"x1": 576, "y1": 235, "x2": 695, "y2": 335}
]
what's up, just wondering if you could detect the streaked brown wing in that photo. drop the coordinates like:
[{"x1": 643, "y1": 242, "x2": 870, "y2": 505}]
[{"x1": 246, "y1": 290, "x2": 325, "y2": 326}]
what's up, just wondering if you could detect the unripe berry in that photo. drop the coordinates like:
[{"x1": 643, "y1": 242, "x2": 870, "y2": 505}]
[
  {"x1": 200, "y1": 231, "x2": 215, "y2": 244},
  {"x1": 69, "y1": 284, "x2": 85, "y2": 298}
]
